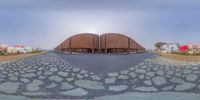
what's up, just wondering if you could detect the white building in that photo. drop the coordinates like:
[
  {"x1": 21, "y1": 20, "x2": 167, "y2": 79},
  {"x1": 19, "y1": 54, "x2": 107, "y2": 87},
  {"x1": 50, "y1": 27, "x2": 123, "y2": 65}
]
[
  {"x1": 0, "y1": 44, "x2": 8, "y2": 52},
  {"x1": 161, "y1": 43, "x2": 179, "y2": 53},
  {"x1": 7, "y1": 47, "x2": 17, "y2": 54},
  {"x1": 7, "y1": 45, "x2": 33, "y2": 54},
  {"x1": 188, "y1": 44, "x2": 200, "y2": 54},
  {"x1": 24, "y1": 47, "x2": 32, "y2": 53}
]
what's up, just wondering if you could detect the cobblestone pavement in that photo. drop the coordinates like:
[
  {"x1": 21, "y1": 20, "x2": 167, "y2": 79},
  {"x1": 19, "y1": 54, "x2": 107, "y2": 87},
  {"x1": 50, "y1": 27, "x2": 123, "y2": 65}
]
[
  {"x1": 55, "y1": 52, "x2": 155, "y2": 74},
  {"x1": 0, "y1": 52, "x2": 200, "y2": 99}
]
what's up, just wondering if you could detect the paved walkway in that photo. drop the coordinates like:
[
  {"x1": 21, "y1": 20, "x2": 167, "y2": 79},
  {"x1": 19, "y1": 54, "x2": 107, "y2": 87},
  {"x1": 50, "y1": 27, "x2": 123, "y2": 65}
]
[
  {"x1": 55, "y1": 52, "x2": 156, "y2": 74},
  {"x1": 0, "y1": 92, "x2": 200, "y2": 100},
  {"x1": 96, "y1": 92, "x2": 200, "y2": 100},
  {"x1": 0, "y1": 52, "x2": 199, "y2": 99}
]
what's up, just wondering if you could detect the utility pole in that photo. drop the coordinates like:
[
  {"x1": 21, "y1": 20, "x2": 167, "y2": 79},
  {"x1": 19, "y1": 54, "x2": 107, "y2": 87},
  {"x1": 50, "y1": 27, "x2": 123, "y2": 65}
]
[
  {"x1": 128, "y1": 38, "x2": 130, "y2": 54},
  {"x1": 99, "y1": 35, "x2": 100, "y2": 53},
  {"x1": 105, "y1": 35, "x2": 107, "y2": 53},
  {"x1": 92, "y1": 36, "x2": 95, "y2": 53},
  {"x1": 136, "y1": 43, "x2": 138, "y2": 53},
  {"x1": 69, "y1": 38, "x2": 72, "y2": 54}
]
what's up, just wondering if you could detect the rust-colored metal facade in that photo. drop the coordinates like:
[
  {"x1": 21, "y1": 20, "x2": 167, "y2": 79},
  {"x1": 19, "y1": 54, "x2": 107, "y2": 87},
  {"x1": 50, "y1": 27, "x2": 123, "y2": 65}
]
[
  {"x1": 100, "y1": 33, "x2": 145, "y2": 53},
  {"x1": 55, "y1": 33, "x2": 99, "y2": 53},
  {"x1": 55, "y1": 33, "x2": 145, "y2": 53}
]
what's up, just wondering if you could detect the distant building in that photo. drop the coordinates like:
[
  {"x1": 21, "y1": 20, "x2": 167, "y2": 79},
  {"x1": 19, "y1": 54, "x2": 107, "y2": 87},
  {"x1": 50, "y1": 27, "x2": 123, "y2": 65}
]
[
  {"x1": 0, "y1": 44, "x2": 8, "y2": 53},
  {"x1": 24, "y1": 47, "x2": 33, "y2": 53},
  {"x1": 158, "y1": 42, "x2": 200, "y2": 54},
  {"x1": 188, "y1": 44, "x2": 200, "y2": 54},
  {"x1": 161, "y1": 43, "x2": 179, "y2": 53},
  {"x1": 7, "y1": 46, "x2": 17, "y2": 54},
  {"x1": 15, "y1": 45, "x2": 26, "y2": 53},
  {"x1": 5, "y1": 45, "x2": 33, "y2": 54}
]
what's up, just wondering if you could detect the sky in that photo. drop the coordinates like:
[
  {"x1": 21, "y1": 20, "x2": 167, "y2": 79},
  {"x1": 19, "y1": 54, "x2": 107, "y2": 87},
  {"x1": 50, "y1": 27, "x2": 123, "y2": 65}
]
[{"x1": 0, "y1": 0, "x2": 200, "y2": 50}]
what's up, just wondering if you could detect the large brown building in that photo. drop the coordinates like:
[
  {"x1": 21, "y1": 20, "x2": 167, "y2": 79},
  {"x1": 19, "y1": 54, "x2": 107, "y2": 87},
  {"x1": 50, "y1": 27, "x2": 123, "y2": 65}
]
[
  {"x1": 55, "y1": 33, "x2": 145, "y2": 53},
  {"x1": 55, "y1": 33, "x2": 99, "y2": 53}
]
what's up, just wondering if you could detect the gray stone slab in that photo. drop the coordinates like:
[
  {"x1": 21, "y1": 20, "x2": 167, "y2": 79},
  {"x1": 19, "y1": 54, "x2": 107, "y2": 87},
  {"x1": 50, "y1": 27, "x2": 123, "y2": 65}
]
[
  {"x1": 118, "y1": 75, "x2": 129, "y2": 79},
  {"x1": 170, "y1": 77, "x2": 184, "y2": 84},
  {"x1": 74, "y1": 79, "x2": 105, "y2": 90},
  {"x1": 61, "y1": 82, "x2": 74, "y2": 90},
  {"x1": 20, "y1": 78, "x2": 30, "y2": 83},
  {"x1": 0, "y1": 82, "x2": 20, "y2": 94},
  {"x1": 107, "y1": 72, "x2": 119, "y2": 77},
  {"x1": 60, "y1": 88, "x2": 88, "y2": 96},
  {"x1": 186, "y1": 74, "x2": 198, "y2": 82},
  {"x1": 58, "y1": 72, "x2": 69, "y2": 77},
  {"x1": 48, "y1": 75, "x2": 63, "y2": 82},
  {"x1": 45, "y1": 83, "x2": 57, "y2": 89},
  {"x1": 135, "y1": 69, "x2": 146, "y2": 73},
  {"x1": 108, "y1": 85, "x2": 128, "y2": 92},
  {"x1": 22, "y1": 92, "x2": 51, "y2": 96},
  {"x1": 152, "y1": 76, "x2": 166, "y2": 86},
  {"x1": 21, "y1": 73, "x2": 36, "y2": 78},
  {"x1": 91, "y1": 75, "x2": 101, "y2": 80},
  {"x1": 175, "y1": 82, "x2": 196, "y2": 91},
  {"x1": 26, "y1": 79, "x2": 43, "y2": 92},
  {"x1": 134, "y1": 86, "x2": 158, "y2": 92},
  {"x1": 105, "y1": 77, "x2": 116, "y2": 84}
]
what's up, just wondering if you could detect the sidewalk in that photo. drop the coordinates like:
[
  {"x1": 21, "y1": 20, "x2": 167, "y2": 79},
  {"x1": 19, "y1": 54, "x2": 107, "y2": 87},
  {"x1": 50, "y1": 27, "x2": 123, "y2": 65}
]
[
  {"x1": 0, "y1": 51, "x2": 47, "y2": 62},
  {"x1": 0, "y1": 92, "x2": 200, "y2": 100},
  {"x1": 96, "y1": 92, "x2": 200, "y2": 100}
]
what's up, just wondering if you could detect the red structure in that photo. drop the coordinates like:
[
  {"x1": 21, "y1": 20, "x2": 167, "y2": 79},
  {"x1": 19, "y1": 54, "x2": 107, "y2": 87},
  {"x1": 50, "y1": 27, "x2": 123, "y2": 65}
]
[
  {"x1": 179, "y1": 45, "x2": 189, "y2": 53},
  {"x1": 15, "y1": 45, "x2": 25, "y2": 48}
]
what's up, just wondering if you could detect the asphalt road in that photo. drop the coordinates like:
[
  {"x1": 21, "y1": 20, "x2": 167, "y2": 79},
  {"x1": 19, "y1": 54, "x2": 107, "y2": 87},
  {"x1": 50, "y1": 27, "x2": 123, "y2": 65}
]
[{"x1": 55, "y1": 52, "x2": 157, "y2": 74}]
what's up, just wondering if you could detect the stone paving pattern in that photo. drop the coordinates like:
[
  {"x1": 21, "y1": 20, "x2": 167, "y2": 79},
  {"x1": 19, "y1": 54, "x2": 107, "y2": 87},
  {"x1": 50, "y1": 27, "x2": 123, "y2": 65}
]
[{"x1": 0, "y1": 52, "x2": 200, "y2": 99}]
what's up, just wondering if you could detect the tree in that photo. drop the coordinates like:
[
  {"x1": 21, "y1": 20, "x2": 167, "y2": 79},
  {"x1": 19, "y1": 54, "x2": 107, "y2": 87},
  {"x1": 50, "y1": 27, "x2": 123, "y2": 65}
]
[{"x1": 154, "y1": 42, "x2": 167, "y2": 50}]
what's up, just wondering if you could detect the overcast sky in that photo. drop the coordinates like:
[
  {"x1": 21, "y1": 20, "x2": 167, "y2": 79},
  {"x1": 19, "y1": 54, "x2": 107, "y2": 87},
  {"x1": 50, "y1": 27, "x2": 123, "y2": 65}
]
[{"x1": 0, "y1": 0, "x2": 200, "y2": 49}]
